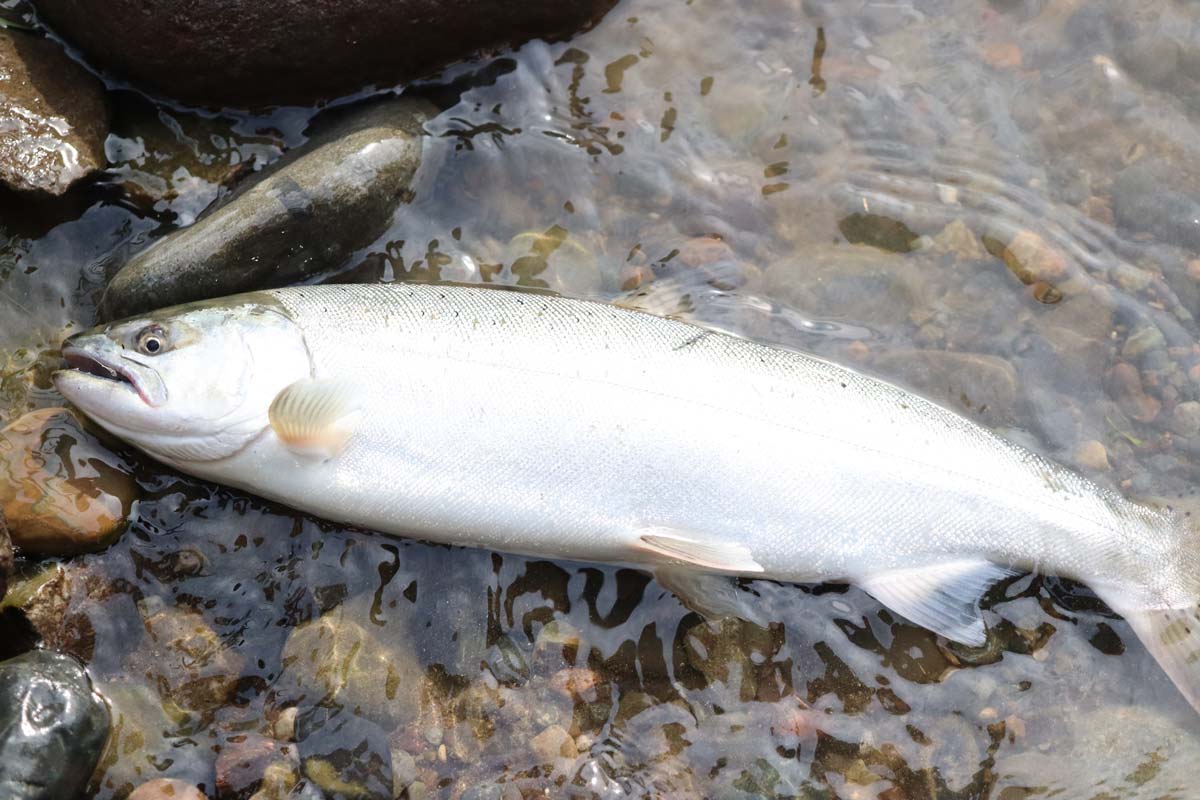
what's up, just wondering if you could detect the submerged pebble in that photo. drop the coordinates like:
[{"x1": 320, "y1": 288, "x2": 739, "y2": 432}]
[
  {"x1": 278, "y1": 602, "x2": 423, "y2": 729},
  {"x1": 215, "y1": 733, "x2": 298, "y2": 799},
  {"x1": 124, "y1": 601, "x2": 244, "y2": 715},
  {"x1": 126, "y1": 779, "x2": 207, "y2": 800},
  {"x1": 0, "y1": 408, "x2": 138, "y2": 556}
]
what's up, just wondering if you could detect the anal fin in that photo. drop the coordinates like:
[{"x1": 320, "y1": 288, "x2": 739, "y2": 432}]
[{"x1": 858, "y1": 559, "x2": 1017, "y2": 646}]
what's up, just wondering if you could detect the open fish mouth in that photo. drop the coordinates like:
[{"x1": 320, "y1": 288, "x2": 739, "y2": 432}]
[{"x1": 60, "y1": 347, "x2": 148, "y2": 403}]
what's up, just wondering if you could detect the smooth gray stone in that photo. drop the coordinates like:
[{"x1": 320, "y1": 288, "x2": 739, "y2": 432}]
[
  {"x1": 0, "y1": 650, "x2": 110, "y2": 800},
  {"x1": 100, "y1": 98, "x2": 435, "y2": 321}
]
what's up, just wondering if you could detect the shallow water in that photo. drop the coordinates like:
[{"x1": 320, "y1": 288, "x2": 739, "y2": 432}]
[{"x1": 4, "y1": 0, "x2": 1200, "y2": 797}]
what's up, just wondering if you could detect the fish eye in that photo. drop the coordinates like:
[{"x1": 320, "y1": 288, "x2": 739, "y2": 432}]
[{"x1": 135, "y1": 325, "x2": 168, "y2": 356}]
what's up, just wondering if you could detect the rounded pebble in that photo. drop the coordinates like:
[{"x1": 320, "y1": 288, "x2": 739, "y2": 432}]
[
  {"x1": 128, "y1": 778, "x2": 207, "y2": 800},
  {"x1": 1074, "y1": 440, "x2": 1110, "y2": 471}
]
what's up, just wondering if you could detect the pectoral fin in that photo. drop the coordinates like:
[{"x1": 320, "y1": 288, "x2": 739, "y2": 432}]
[
  {"x1": 635, "y1": 528, "x2": 764, "y2": 573},
  {"x1": 858, "y1": 560, "x2": 1017, "y2": 646},
  {"x1": 269, "y1": 378, "x2": 361, "y2": 459}
]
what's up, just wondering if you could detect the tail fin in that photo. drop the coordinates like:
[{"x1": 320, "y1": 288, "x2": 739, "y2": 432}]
[{"x1": 1094, "y1": 589, "x2": 1200, "y2": 713}]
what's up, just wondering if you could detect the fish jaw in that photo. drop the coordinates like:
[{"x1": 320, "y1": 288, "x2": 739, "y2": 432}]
[{"x1": 54, "y1": 333, "x2": 166, "y2": 430}]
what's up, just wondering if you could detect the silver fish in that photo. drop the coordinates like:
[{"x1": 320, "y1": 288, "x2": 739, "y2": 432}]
[{"x1": 53, "y1": 283, "x2": 1200, "y2": 712}]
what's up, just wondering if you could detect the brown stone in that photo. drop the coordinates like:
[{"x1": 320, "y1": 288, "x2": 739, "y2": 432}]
[
  {"x1": 34, "y1": 0, "x2": 616, "y2": 108},
  {"x1": 0, "y1": 408, "x2": 138, "y2": 555},
  {"x1": 278, "y1": 603, "x2": 423, "y2": 728},
  {"x1": 530, "y1": 724, "x2": 578, "y2": 762},
  {"x1": 998, "y1": 230, "x2": 1068, "y2": 284},
  {"x1": 216, "y1": 733, "x2": 297, "y2": 799},
  {"x1": 1105, "y1": 362, "x2": 1161, "y2": 423},
  {"x1": 549, "y1": 668, "x2": 601, "y2": 700},
  {"x1": 1074, "y1": 440, "x2": 1110, "y2": 472},
  {"x1": 0, "y1": 563, "x2": 95, "y2": 661},
  {"x1": 873, "y1": 350, "x2": 1020, "y2": 421},
  {"x1": 124, "y1": 603, "x2": 243, "y2": 714},
  {"x1": 127, "y1": 778, "x2": 207, "y2": 800},
  {"x1": 0, "y1": 31, "x2": 108, "y2": 194}
]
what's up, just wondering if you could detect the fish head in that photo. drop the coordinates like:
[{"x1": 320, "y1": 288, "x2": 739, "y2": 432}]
[{"x1": 53, "y1": 293, "x2": 310, "y2": 465}]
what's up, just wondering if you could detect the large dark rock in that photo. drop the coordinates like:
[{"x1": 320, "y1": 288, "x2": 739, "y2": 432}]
[
  {"x1": 32, "y1": 0, "x2": 615, "y2": 108},
  {"x1": 0, "y1": 31, "x2": 108, "y2": 195},
  {"x1": 100, "y1": 97, "x2": 434, "y2": 320},
  {"x1": 0, "y1": 650, "x2": 111, "y2": 800}
]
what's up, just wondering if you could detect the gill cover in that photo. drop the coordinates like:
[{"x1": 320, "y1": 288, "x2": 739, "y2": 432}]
[{"x1": 54, "y1": 292, "x2": 312, "y2": 466}]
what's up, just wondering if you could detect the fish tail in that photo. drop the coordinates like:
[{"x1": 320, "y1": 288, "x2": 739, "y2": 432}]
[
  {"x1": 1093, "y1": 517, "x2": 1200, "y2": 713},
  {"x1": 1111, "y1": 602, "x2": 1200, "y2": 711}
]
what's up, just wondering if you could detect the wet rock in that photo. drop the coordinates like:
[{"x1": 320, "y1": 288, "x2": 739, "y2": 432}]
[
  {"x1": 929, "y1": 218, "x2": 985, "y2": 261},
  {"x1": 1117, "y1": 33, "x2": 1179, "y2": 91},
  {"x1": 995, "y1": 705, "x2": 1200, "y2": 797},
  {"x1": 1120, "y1": 325, "x2": 1166, "y2": 362},
  {"x1": 0, "y1": 564, "x2": 95, "y2": 662},
  {"x1": 1074, "y1": 440, "x2": 1110, "y2": 472},
  {"x1": 873, "y1": 350, "x2": 1020, "y2": 421},
  {"x1": 128, "y1": 778, "x2": 208, "y2": 800},
  {"x1": 549, "y1": 667, "x2": 601, "y2": 701},
  {"x1": 836, "y1": 212, "x2": 919, "y2": 253},
  {"x1": 1171, "y1": 401, "x2": 1200, "y2": 438},
  {"x1": 1036, "y1": 325, "x2": 1108, "y2": 388},
  {"x1": 0, "y1": 31, "x2": 108, "y2": 195},
  {"x1": 217, "y1": 733, "x2": 298, "y2": 800},
  {"x1": 301, "y1": 713, "x2": 392, "y2": 799},
  {"x1": 764, "y1": 246, "x2": 927, "y2": 330},
  {"x1": 1105, "y1": 362, "x2": 1160, "y2": 423},
  {"x1": 460, "y1": 781, "x2": 522, "y2": 800},
  {"x1": 91, "y1": 682, "x2": 207, "y2": 796},
  {"x1": 124, "y1": 601, "x2": 243, "y2": 714},
  {"x1": 270, "y1": 706, "x2": 299, "y2": 743},
  {"x1": 100, "y1": 98, "x2": 435, "y2": 320},
  {"x1": 0, "y1": 508, "x2": 10, "y2": 602},
  {"x1": 34, "y1": 0, "x2": 615, "y2": 108},
  {"x1": 1112, "y1": 158, "x2": 1200, "y2": 250},
  {"x1": 0, "y1": 650, "x2": 110, "y2": 800},
  {"x1": 0, "y1": 408, "x2": 138, "y2": 555},
  {"x1": 278, "y1": 602, "x2": 422, "y2": 729},
  {"x1": 994, "y1": 229, "x2": 1067, "y2": 284},
  {"x1": 530, "y1": 723, "x2": 578, "y2": 762},
  {"x1": 248, "y1": 760, "x2": 301, "y2": 800},
  {"x1": 390, "y1": 748, "x2": 418, "y2": 798}
]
